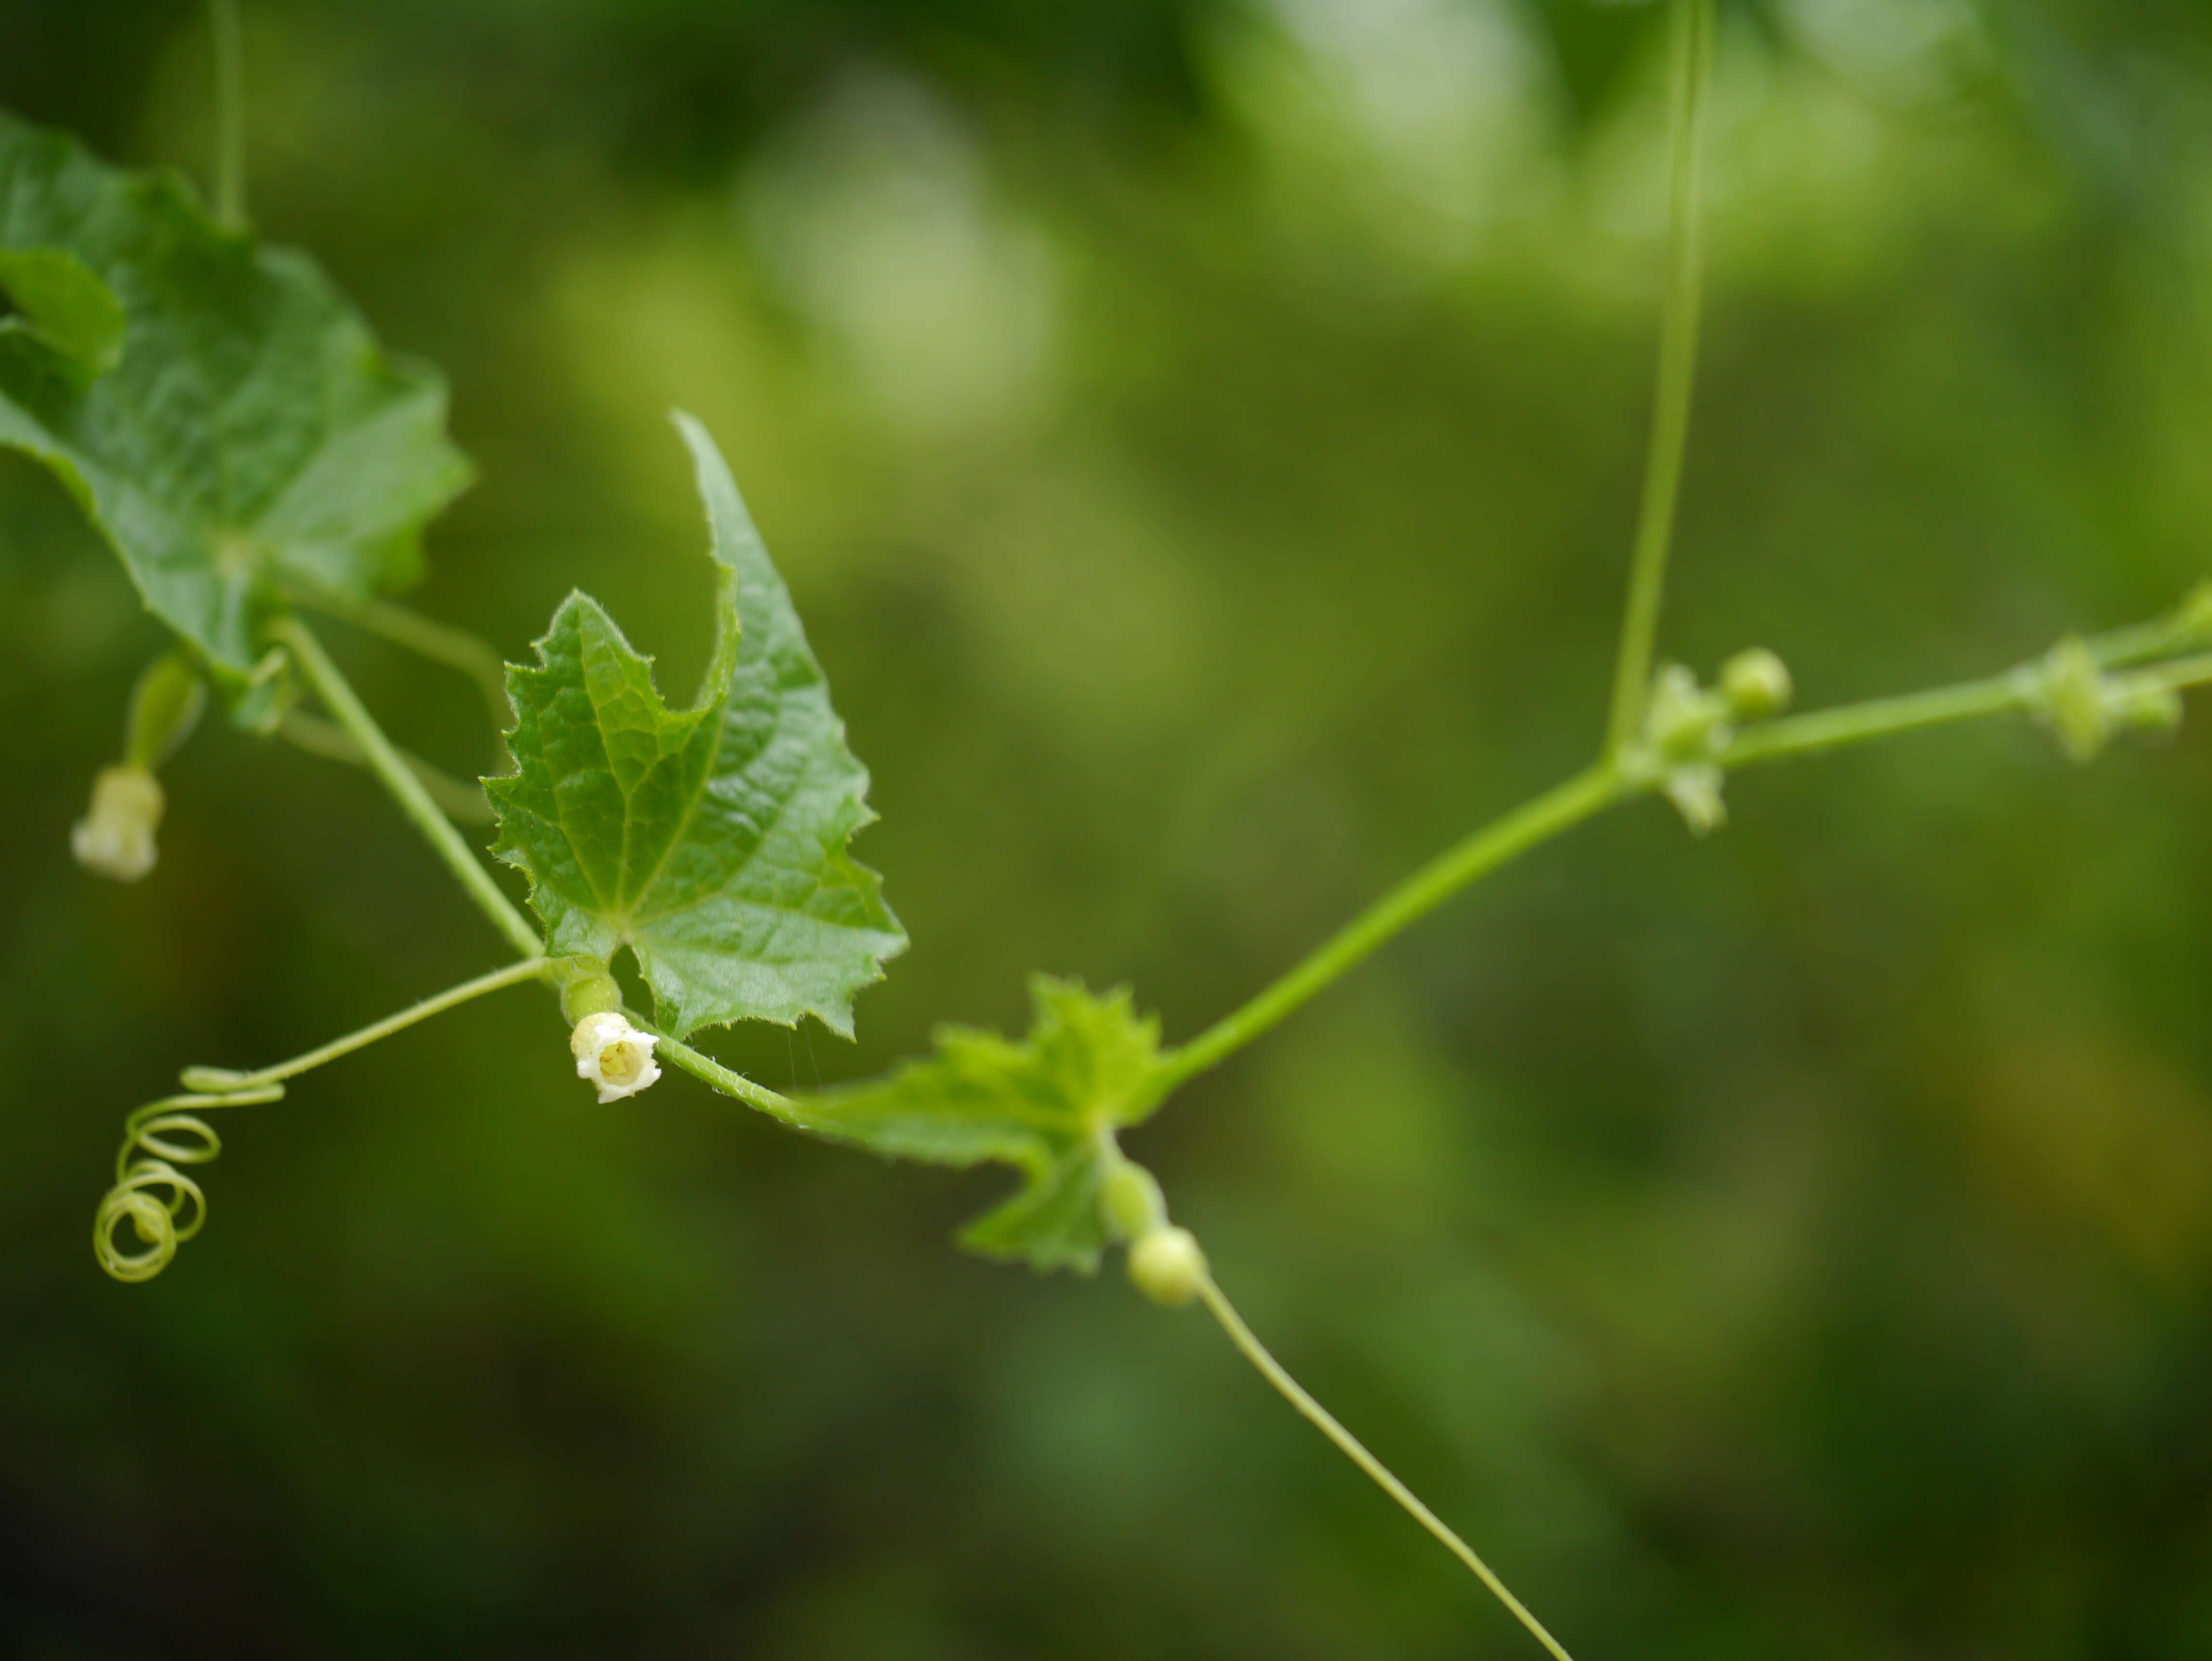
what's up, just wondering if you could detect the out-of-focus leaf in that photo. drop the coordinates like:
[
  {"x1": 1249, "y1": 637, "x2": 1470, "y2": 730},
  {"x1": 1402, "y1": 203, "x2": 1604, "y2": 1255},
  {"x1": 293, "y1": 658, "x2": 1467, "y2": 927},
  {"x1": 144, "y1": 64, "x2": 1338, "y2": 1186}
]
[
  {"x1": 797, "y1": 976, "x2": 1162, "y2": 1272},
  {"x1": 0, "y1": 108, "x2": 471, "y2": 691}
]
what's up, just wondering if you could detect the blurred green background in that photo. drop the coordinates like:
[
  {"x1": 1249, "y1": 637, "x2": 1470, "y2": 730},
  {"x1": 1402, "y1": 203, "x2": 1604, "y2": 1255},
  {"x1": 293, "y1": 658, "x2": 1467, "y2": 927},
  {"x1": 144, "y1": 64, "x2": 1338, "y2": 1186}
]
[{"x1": 6, "y1": 0, "x2": 2212, "y2": 1655}]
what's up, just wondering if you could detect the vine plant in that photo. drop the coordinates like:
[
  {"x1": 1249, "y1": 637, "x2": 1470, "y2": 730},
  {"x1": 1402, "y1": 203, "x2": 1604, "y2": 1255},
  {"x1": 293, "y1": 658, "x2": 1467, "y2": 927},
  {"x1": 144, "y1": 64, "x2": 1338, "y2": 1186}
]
[{"x1": 13, "y1": 3, "x2": 2211, "y2": 1655}]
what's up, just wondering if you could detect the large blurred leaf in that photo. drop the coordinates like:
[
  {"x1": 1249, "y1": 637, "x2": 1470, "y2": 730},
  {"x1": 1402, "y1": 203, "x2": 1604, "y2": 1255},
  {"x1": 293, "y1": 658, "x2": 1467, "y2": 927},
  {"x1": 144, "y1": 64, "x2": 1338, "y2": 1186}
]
[
  {"x1": 799, "y1": 976, "x2": 1163, "y2": 1271},
  {"x1": 490, "y1": 413, "x2": 903, "y2": 1040},
  {"x1": 0, "y1": 107, "x2": 470, "y2": 689}
]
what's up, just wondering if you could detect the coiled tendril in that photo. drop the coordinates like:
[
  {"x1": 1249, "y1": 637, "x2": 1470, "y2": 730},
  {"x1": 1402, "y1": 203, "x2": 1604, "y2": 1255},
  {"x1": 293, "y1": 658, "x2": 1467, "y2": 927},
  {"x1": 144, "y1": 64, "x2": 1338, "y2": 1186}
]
[{"x1": 94, "y1": 1084, "x2": 283, "y2": 1281}]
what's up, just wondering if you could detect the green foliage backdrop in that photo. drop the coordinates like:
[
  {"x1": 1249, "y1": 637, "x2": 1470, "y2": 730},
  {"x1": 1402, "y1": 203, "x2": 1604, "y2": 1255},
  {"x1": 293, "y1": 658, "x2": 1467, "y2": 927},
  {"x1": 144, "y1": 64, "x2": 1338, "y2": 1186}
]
[{"x1": 4, "y1": 0, "x2": 2212, "y2": 1655}]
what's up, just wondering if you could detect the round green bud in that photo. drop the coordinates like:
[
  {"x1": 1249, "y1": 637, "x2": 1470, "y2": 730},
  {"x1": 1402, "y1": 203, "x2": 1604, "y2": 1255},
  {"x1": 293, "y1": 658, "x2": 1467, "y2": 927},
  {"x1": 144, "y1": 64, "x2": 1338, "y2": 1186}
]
[
  {"x1": 1720, "y1": 647, "x2": 1793, "y2": 720},
  {"x1": 560, "y1": 968, "x2": 624, "y2": 1024},
  {"x1": 1100, "y1": 1160, "x2": 1167, "y2": 1241},
  {"x1": 1128, "y1": 1226, "x2": 1208, "y2": 1307},
  {"x1": 1644, "y1": 663, "x2": 1726, "y2": 757}
]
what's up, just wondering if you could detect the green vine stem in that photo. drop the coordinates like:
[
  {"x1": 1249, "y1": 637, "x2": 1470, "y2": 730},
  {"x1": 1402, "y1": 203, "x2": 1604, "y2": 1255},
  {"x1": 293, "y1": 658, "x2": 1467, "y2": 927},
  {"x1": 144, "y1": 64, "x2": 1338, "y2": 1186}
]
[
  {"x1": 289, "y1": 589, "x2": 514, "y2": 734},
  {"x1": 272, "y1": 616, "x2": 541, "y2": 959},
  {"x1": 652, "y1": 1030, "x2": 805, "y2": 1125},
  {"x1": 1198, "y1": 1272, "x2": 1577, "y2": 1661},
  {"x1": 275, "y1": 710, "x2": 495, "y2": 824},
  {"x1": 1149, "y1": 766, "x2": 1617, "y2": 1095},
  {"x1": 1147, "y1": 616, "x2": 2212, "y2": 1097},
  {"x1": 208, "y1": 0, "x2": 245, "y2": 230},
  {"x1": 1606, "y1": 0, "x2": 1716, "y2": 757},
  {"x1": 1728, "y1": 646, "x2": 2212, "y2": 768}
]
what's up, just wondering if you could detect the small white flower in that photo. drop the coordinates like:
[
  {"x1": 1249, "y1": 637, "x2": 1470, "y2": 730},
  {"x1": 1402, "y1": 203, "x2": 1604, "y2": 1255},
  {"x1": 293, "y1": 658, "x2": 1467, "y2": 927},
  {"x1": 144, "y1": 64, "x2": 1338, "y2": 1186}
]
[
  {"x1": 71, "y1": 764, "x2": 165, "y2": 883},
  {"x1": 569, "y1": 1010, "x2": 661, "y2": 1103}
]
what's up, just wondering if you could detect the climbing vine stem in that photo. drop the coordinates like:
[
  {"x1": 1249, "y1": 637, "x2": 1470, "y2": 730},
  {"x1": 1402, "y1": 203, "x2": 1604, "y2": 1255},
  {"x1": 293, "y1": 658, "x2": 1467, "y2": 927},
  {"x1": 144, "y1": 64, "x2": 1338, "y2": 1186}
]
[
  {"x1": 208, "y1": 0, "x2": 246, "y2": 229},
  {"x1": 1605, "y1": 0, "x2": 1716, "y2": 757},
  {"x1": 1147, "y1": 619, "x2": 2212, "y2": 1099},
  {"x1": 1197, "y1": 1272, "x2": 1577, "y2": 1661}
]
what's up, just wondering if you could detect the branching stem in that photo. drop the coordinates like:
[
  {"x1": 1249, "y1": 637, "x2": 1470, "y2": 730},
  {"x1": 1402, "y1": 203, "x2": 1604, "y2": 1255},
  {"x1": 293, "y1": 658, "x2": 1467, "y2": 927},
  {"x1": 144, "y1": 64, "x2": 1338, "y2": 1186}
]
[
  {"x1": 1152, "y1": 622, "x2": 2212, "y2": 1095},
  {"x1": 273, "y1": 617, "x2": 541, "y2": 958},
  {"x1": 1605, "y1": 0, "x2": 1715, "y2": 756},
  {"x1": 1197, "y1": 1273, "x2": 1576, "y2": 1661}
]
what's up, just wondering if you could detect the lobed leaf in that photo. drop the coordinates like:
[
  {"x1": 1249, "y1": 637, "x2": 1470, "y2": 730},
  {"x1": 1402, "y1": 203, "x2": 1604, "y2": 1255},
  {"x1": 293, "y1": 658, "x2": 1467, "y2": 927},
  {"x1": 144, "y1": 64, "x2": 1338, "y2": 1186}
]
[
  {"x1": 796, "y1": 976, "x2": 1164, "y2": 1272},
  {"x1": 489, "y1": 413, "x2": 904, "y2": 1041},
  {"x1": 0, "y1": 108, "x2": 471, "y2": 694}
]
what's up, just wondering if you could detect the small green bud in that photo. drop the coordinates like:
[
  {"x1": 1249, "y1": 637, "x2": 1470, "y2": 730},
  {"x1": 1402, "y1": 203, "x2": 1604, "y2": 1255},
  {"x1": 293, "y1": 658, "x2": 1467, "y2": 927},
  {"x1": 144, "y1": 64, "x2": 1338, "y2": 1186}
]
[
  {"x1": 1720, "y1": 648, "x2": 1793, "y2": 720},
  {"x1": 1645, "y1": 663, "x2": 1729, "y2": 758},
  {"x1": 124, "y1": 652, "x2": 207, "y2": 771},
  {"x1": 560, "y1": 969, "x2": 624, "y2": 1024},
  {"x1": 1128, "y1": 1226, "x2": 1208, "y2": 1307},
  {"x1": 1101, "y1": 1160, "x2": 1167, "y2": 1241},
  {"x1": 2039, "y1": 636, "x2": 2110, "y2": 764}
]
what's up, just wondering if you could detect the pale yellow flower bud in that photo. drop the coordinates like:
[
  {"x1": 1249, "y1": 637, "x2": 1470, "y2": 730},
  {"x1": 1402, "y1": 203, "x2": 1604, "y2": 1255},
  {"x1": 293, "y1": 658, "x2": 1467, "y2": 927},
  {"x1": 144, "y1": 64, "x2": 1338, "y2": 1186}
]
[{"x1": 71, "y1": 764, "x2": 164, "y2": 883}]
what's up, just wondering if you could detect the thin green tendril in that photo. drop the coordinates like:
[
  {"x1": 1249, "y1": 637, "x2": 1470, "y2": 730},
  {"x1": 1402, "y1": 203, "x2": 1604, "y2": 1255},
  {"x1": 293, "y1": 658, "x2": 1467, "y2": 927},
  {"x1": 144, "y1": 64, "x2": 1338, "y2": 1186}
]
[{"x1": 94, "y1": 1084, "x2": 283, "y2": 1282}]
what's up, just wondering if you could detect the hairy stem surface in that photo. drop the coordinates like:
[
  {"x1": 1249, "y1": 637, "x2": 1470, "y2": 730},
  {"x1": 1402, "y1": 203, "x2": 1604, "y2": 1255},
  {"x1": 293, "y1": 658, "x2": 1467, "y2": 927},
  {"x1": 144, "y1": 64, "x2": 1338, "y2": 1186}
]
[
  {"x1": 274, "y1": 617, "x2": 541, "y2": 958},
  {"x1": 1198, "y1": 1274, "x2": 1576, "y2": 1661},
  {"x1": 654, "y1": 1032, "x2": 805, "y2": 1125},
  {"x1": 1605, "y1": 0, "x2": 1716, "y2": 756}
]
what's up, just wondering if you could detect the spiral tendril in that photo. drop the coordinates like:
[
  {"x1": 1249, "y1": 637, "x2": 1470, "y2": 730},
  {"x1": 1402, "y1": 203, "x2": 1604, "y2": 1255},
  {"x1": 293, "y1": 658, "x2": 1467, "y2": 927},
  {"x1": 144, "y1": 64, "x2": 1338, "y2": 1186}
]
[{"x1": 94, "y1": 1084, "x2": 283, "y2": 1282}]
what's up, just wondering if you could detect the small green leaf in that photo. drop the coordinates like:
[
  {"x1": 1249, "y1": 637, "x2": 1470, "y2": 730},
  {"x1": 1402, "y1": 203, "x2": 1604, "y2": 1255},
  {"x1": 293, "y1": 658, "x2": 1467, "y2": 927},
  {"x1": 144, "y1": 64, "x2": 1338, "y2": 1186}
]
[
  {"x1": 0, "y1": 246, "x2": 124, "y2": 374},
  {"x1": 489, "y1": 413, "x2": 904, "y2": 1040},
  {"x1": 797, "y1": 976, "x2": 1164, "y2": 1272},
  {"x1": 0, "y1": 108, "x2": 471, "y2": 690}
]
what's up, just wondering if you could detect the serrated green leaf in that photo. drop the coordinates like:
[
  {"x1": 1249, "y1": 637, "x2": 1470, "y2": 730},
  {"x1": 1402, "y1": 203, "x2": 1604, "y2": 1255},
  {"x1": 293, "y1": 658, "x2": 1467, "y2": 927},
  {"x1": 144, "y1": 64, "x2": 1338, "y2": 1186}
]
[
  {"x1": 0, "y1": 108, "x2": 471, "y2": 689},
  {"x1": 489, "y1": 412, "x2": 904, "y2": 1041},
  {"x1": 796, "y1": 976, "x2": 1164, "y2": 1272}
]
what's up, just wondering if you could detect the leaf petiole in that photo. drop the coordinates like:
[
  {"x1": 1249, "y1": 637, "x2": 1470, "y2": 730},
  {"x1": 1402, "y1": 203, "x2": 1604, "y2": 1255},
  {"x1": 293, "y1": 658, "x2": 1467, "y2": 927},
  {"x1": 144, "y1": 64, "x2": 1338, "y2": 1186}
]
[{"x1": 273, "y1": 616, "x2": 541, "y2": 959}]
